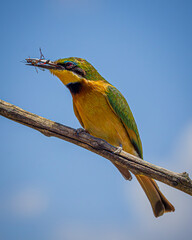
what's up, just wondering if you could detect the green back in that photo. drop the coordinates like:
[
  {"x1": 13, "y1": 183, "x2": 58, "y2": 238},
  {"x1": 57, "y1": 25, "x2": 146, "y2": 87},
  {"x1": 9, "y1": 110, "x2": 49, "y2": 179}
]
[{"x1": 106, "y1": 85, "x2": 143, "y2": 159}]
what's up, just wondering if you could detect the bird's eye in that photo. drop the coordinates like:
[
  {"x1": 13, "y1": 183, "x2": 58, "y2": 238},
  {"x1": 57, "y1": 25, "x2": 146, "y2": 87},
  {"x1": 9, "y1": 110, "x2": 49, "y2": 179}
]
[{"x1": 65, "y1": 61, "x2": 74, "y2": 69}]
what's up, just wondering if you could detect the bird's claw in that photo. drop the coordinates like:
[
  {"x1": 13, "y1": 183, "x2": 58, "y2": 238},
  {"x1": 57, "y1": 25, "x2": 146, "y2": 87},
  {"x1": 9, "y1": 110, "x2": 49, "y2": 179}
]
[
  {"x1": 114, "y1": 146, "x2": 123, "y2": 154},
  {"x1": 76, "y1": 128, "x2": 86, "y2": 135}
]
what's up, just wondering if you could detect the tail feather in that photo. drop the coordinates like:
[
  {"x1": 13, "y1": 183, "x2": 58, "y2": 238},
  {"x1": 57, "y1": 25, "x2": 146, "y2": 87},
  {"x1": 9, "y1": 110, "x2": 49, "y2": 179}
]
[
  {"x1": 112, "y1": 161, "x2": 132, "y2": 180},
  {"x1": 136, "y1": 175, "x2": 175, "y2": 217}
]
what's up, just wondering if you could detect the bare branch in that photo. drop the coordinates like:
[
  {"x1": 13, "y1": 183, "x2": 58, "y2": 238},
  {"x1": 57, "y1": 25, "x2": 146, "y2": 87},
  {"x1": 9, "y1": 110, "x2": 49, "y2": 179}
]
[{"x1": 0, "y1": 99, "x2": 192, "y2": 196}]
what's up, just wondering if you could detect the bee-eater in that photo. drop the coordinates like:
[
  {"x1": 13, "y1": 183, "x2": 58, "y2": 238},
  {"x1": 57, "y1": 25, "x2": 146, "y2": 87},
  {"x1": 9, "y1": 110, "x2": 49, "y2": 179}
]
[{"x1": 26, "y1": 57, "x2": 175, "y2": 217}]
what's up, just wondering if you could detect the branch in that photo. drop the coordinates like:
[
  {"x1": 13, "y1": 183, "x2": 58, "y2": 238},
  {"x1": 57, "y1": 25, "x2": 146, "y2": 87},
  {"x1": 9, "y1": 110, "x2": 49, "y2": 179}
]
[{"x1": 0, "y1": 99, "x2": 192, "y2": 196}]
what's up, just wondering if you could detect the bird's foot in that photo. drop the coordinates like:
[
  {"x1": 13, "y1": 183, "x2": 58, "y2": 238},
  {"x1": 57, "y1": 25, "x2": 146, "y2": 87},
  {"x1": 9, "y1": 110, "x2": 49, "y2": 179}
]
[
  {"x1": 76, "y1": 128, "x2": 87, "y2": 135},
  {"x1": 114, "y1": 145, "x2": 123, "y2": 154}
]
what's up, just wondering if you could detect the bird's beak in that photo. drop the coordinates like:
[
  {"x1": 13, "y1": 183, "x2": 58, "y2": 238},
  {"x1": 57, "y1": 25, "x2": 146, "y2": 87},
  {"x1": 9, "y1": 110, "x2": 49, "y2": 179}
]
[{"x1": 25, "y1": 58, "x2": 65, "y2": 70}]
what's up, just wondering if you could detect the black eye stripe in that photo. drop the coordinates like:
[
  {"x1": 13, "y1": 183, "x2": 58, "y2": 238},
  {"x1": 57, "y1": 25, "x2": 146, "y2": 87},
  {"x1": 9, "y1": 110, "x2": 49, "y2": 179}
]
[
  {"x1": 72, "y1": 67, "x2": 86, "y2": 77},
  {"x1": 57, "y1": 61, "x2": 75, "y2": 69},
  {"x1": 57, "y1": 62, "x2": 86, "y2": 77},
  {"x1": 65, "y1": 62, "x2": 73, "y2": 68}
]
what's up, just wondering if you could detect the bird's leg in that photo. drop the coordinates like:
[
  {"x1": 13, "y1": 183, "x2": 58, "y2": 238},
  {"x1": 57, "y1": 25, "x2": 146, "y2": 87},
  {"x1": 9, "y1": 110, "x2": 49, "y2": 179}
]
[{"x1": 114, "y1": 144, "x2": 123, "y2": 154}]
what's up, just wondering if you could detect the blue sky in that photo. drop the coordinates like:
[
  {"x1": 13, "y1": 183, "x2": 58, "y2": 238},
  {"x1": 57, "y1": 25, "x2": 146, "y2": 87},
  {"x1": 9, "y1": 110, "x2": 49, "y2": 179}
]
[{"x1": 0, "y1": 0, "x2": 192, "y2": 239}]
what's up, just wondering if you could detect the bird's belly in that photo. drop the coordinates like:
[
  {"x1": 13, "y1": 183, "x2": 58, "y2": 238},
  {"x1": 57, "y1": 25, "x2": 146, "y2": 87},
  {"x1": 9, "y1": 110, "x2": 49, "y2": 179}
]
[{"x1": 73, "y1": 91, "x2": 131, "y2": 149}]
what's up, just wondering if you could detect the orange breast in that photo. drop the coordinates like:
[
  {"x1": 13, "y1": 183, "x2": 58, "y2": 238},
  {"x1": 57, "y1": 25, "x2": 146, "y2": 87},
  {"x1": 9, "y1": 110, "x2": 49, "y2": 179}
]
[{"x1": 72, "y1": 80, "x2": 136, "y2": 155}]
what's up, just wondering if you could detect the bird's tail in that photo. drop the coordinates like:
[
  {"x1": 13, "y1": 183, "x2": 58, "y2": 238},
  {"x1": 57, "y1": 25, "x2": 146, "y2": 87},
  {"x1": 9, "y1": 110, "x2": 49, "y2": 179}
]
[{"x1": 136, "y1": 175, "x2": 175, "y2": 217}]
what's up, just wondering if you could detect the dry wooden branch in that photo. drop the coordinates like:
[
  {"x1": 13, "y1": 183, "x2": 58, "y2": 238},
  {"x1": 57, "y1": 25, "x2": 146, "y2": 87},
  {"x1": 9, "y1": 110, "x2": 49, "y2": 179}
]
[{"x1": 0, "y1": 99, "x2": 192, "y2": 196}]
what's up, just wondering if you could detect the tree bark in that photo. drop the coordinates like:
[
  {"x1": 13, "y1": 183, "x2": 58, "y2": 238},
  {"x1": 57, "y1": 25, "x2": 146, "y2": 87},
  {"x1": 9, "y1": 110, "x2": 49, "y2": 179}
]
[{"x1": 0, "y1": 99, "x2": 192, "y2": 196}]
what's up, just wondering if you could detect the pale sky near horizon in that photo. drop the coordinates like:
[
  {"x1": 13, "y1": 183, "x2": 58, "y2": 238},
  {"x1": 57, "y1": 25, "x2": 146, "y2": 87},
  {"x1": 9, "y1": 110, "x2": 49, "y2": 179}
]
[{"x1": 0, "y1": 1, "x2": 192, "y2": 240}]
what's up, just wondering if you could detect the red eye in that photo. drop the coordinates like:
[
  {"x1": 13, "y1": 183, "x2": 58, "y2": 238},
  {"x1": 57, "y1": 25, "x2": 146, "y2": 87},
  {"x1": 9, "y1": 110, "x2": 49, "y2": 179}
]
[{"x1": 65, "y1": 61, "x2": 74, "y2": 69}]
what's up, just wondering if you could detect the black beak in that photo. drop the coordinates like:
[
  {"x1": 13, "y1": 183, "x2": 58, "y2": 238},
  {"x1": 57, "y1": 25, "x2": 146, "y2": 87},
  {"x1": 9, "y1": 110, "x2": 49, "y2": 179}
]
[{"x1": 25, "y1": 58, "x2": 65, "y2": 70}]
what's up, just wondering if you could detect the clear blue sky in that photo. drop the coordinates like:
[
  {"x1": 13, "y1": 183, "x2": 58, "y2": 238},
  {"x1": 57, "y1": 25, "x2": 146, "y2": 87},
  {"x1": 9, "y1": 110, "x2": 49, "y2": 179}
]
[{"x1": 0, "y1": 0, "x2": 192, "y2": 240}]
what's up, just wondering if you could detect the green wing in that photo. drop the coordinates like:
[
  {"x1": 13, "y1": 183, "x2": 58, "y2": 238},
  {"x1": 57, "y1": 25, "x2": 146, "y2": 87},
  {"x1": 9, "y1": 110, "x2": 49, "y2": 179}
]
[{"x1": 106, "y1": 85, "x2": 143, "y2": 159}]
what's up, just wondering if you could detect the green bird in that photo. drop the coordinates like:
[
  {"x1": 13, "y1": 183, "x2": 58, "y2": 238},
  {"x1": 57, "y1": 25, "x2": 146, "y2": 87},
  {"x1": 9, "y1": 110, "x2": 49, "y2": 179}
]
[{"x1": 26, "y1": 56, "x2": 175, "y2": 217}]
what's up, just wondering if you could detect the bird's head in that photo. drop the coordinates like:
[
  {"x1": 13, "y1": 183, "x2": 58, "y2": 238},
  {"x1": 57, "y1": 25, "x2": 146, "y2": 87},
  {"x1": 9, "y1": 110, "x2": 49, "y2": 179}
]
[{"x1": 26, "y1": 57, "x2": 106, "y2": 86}]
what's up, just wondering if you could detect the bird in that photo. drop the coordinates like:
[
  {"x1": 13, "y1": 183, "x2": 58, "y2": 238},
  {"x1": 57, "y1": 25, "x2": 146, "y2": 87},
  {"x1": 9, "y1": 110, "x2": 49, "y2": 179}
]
[{"x1": 26, "y1": 56, "x2": 175, "y2": 217}]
